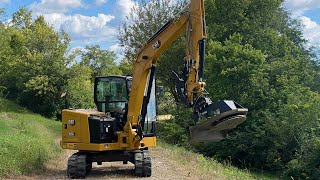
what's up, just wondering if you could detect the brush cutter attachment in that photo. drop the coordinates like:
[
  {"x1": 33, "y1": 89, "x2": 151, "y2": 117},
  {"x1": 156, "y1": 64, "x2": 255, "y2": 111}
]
[
  {"x1": 172, "y1": 71, "x2": 248, "y2": 142},
  {"x1": 189, "y1": 98, "x2": 248, "y2": 143}
]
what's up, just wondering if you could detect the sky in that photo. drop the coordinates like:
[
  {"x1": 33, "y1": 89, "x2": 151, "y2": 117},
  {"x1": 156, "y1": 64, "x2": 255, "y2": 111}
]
[{"x1": 0, "y1": 0, "x2": 320, "y2": 61}]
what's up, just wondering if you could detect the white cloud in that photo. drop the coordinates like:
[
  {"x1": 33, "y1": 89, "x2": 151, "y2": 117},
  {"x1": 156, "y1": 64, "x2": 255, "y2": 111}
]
[
  {"x1": 109, "y1": 43, "x2": 123, "y2": 52},
  {"x1": 109, "y1": 43, "x2": 125, "y2": 62},
  {"x1": 299, "y1": 16, "x2": 320, "y2": 46},
  {"x1": 69, "y1": 46, "x2": 84, "y2": 52},
  {"x1": 284, "y1": 0, "x2": 320, "y2": 16},
  {"x1": 30, "y1": 0, "x2": 83, "y2": 14},
  {"x1": 28, "y1": 0, "x2": 136, "y2": 59},
  {"x1": 283, "y1": 1, "x2": 320, "y2": 47},
  {"x1": 42, "y1": 13, "x2": 117, "y2": 44},
  {"x1": 95, "y1": 0, "x2": 108, "y2": 5},
  {"x1": 29, "y1": 0, "x2": 120, "y2": 52},
  {"x1": 116, "y1": 0, "x2": 137, "y2": 18}
]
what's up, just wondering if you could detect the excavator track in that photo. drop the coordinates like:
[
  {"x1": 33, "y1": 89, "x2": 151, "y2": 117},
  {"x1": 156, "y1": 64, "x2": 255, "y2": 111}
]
[
  {"x1": 67, "y1": 153, "x2": 91, "y2": 179},
  {"x1": 134, "y1": 150, "x2": 152, "y2": 177}
]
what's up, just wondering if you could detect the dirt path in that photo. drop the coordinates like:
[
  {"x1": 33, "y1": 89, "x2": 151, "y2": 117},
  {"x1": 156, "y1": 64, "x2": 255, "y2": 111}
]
[{"x1": 13, "y1": 139, "x2": 222, "y2": 180}]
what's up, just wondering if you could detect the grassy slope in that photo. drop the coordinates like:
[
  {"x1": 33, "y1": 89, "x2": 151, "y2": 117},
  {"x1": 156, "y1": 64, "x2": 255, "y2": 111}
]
[
  {"x1": 0, "y1": 97, "x2": 61, "y2": 176},
  {"x1": 157, "y1": 141, "x2": 277, "y2": 180}
]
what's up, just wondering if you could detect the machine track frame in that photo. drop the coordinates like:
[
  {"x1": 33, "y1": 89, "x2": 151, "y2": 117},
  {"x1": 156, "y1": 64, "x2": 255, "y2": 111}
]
[{"x1": 66, "y1": 150, "x2": 151, "y2": 178}]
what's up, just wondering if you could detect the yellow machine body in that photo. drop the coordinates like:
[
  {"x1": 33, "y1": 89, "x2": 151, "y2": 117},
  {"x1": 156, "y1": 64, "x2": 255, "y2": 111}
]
[{"x1": 61, "y1": 109, "x2": 156, "y2": 151}]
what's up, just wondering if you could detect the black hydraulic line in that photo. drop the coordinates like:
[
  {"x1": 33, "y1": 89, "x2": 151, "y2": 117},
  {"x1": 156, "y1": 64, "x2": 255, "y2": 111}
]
[
  {"x1": 140, "y1": 66, "x2": 155, "y2": 134},
  {"x1": 147, "y1": 19, "x2": 173, "y2": 44},
  {"x1": 202, "y1": 17, "x2": 206, "y2": 38},
  {"x1": 198, "y1": 39, "x2": 205, "y2": 80}
]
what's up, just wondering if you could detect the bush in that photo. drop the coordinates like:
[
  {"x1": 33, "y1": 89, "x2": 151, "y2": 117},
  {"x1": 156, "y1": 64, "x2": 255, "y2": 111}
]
[{"x1": 157, "y1": 105, "x2": 194, "y2": 147}]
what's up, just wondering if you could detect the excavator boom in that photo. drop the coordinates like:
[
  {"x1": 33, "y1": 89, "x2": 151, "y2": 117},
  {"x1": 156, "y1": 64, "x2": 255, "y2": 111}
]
[{"x1": 125, "y1": 0, "x2": 248, "y2": 143}]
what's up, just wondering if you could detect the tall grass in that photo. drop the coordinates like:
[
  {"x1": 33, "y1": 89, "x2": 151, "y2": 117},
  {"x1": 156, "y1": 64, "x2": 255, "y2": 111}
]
[
  {"x1": 157, "y1": 141, "x2": 278, "y2": 180},
  {"x1": 0, "y1": 98, "x2": 61, "y2": 176}
]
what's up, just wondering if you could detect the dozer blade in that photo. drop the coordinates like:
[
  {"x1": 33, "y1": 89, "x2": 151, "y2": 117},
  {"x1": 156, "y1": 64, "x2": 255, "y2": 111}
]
[{"x1": 189, "y1": 100, "x2": 248, "y2": 143}]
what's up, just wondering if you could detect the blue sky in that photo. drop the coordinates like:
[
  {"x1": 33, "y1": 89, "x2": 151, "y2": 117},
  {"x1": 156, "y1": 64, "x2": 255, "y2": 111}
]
[
  {"x1": 0, "y1": 0, "x2": 136, "y2": 61},
  {"x1": 1, "y1": 0, "x2": 320, "y2": 61}
]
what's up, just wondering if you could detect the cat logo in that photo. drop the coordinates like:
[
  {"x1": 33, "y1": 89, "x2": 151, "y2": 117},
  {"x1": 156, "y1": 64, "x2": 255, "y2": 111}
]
[{"x1": 152, "y1": 40, "x2": 161, "y2": 49}]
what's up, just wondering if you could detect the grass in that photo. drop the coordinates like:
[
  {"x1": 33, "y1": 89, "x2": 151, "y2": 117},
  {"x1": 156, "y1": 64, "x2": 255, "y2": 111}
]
[
  {"x1": 157, "y1": 140, "x2": 278, "y2": 180},
  {"x1": 0, "y1": 97, "x2": 61, "y2": 176}
]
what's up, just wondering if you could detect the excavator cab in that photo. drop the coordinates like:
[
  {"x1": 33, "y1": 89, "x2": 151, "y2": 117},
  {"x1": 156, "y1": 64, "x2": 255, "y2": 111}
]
[
  {"x1": 94, "y1": 76, "x2": 131, "y2": 114},
  {"x1": 94, "y1": 76, "x2": 157, "y2": 137}
]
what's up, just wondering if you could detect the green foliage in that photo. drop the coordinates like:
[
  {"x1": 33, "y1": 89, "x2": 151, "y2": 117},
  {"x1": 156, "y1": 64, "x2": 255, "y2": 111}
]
[
  {"x1": 80, "y1": 45, "x2": 122, "y2": 77},
  {"x1": 0, "y1": 98, "x2": 61, "y2": 176},
  {"x1": 157, "y1": 121, "x2": 187, "y2": 146},
  {"x1": 119, "y1": 59, "x2": 133, "y2": 76},
  {"x1": 205, "y1": 0, "x2": 306, "y2": 51},
  {"x1": 194, "y1": 33, "x2": 319, "y2": 178},
  {"x1": 156, "y1": 91, "x2": 176, "y2": 114},
  {"x1": 0, "y1": 86, "x2": 8, "y2": 97},
  {"x1": 0, "y1": 8, "x2": 5, "y2": 28},
  {"x1": 11, "y1": 7, "x2": 32, "y2": 29},
  {"x1": 157, "y1": 105, "x2": 194, "y2": 147},
  {"x1": 64, "y1": 45, "x2": 121, "y2": 109},
  {"x1": 205, "y1": 34, "x2": 265, "y2": 101},
  {"x1": 156, "y1": 37, "x2": 185, "y2": 95},
  {"x1": 0, "y1": 8, "x2": 123, "y2": 117},
  {"x1": 118, "y1": 0, "x2": 187, "y2": 96},
  {"x1": 118, "y1": 0, "x2": 187, "y2": 63},
  {"x1": 0, "y1": 9, "x2": 69, "y2": 117},
  {"x1": 283, "y1": 92, "x2": 320, "y2": 179},
  {"x1": 66, "y1": 64, "x2": 95, "y2": 109}
]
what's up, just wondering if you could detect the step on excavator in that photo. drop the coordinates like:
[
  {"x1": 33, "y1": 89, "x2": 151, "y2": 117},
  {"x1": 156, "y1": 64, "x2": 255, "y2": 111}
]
[{"x1": 61, "y1": 0, "x2": 248, "y2": 178}]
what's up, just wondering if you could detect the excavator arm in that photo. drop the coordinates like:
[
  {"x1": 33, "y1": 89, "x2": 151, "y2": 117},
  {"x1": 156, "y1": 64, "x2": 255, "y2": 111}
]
[{"x1": 125, "y1": 0, "x2": 248, "y2": 146}]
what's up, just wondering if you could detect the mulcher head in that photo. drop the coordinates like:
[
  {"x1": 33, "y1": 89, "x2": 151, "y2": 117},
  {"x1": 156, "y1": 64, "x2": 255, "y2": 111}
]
[{"x1": 189, "y1": 100, "x2": 248, "y2": 143}]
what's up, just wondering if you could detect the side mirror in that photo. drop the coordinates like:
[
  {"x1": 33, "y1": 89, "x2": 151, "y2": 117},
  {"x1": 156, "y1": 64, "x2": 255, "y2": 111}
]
[{"x1": 156, "y1": 86, "x2": 164, "y2": 96}]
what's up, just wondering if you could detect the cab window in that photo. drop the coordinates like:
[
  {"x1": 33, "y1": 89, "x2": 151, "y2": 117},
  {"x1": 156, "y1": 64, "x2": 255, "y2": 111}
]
[{"x1": 95, "y1": 77, "x2": 128, "y2": 113}]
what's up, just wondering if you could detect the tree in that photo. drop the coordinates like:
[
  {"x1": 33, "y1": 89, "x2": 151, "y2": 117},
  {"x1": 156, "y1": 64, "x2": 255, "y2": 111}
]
[
  {"x1": 11, "y1": 7, "x2": 32, "y2": 29},
  {"x1": 66, "y1": 63, "x2": 95, "y2": 109},
  {"x1": 62, "y1": 45, "x2": 121, "y2": 109},
  {"x1": 119, "y1": 59, "x2": 133, "y2": 76},
  {"x1": 193, "y1": 1, "x2": 320, "y2": 178},
  {"x1": 118, "y1": 0, "x2": 187, "y2": 99},
  {"x1": 80, "y1": 45, "x2": 121, "y2": 77},
  {"x1": 118, "y1": 0, "x2": 187, "y2": 63},
  {"x1": 0, "y1": 8, "x2": 70, "y2": 117},
  {"x1": 0, "y1": 8, "x2": 6, "y2": 28}
]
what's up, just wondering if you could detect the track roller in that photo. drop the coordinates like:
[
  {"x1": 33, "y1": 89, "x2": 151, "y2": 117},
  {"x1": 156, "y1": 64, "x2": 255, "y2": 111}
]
[{"x1": 134, "y1": 150, "x2": 152, "y2": 177}]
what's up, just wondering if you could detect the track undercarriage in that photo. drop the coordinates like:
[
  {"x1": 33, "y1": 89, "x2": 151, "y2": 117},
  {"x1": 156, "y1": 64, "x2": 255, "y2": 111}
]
[{"x1": 67, "y1": 150, "x2": 151, "y2": 178}]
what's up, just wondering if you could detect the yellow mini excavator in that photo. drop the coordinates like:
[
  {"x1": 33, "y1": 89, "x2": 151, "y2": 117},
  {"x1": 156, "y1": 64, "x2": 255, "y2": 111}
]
[{"x1": 61, "y1": 0, "x2": 248, "y2": 178}]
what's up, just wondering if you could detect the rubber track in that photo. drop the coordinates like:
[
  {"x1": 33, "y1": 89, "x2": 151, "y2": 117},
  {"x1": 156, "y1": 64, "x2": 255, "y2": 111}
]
[
  {"x1": 135, "y1": 151, "x2": 152, "y2": 177},
  {"x1": 143, "y1": 151, "x2": 152, "y2": 177},
  {"x1": 67, "y1": 153, "x2": 87, "y2": 179},
  {"x1": 135, "y1": 152, "x2": 143, "y2": 177}
]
